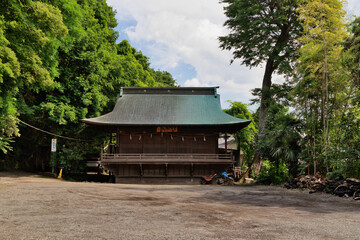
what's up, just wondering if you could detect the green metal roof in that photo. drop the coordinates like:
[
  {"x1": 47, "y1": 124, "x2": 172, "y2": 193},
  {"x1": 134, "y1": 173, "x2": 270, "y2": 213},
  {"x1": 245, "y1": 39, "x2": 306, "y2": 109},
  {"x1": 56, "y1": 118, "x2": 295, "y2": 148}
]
[{"x1": 82, "y1": 87, "x2": 251, "y2": 132}]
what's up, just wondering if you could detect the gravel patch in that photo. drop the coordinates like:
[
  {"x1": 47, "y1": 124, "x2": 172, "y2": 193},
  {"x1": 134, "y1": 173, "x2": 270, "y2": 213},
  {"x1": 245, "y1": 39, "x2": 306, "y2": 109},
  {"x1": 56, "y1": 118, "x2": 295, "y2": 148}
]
[{"x1": 1, "y1": 171, "x2": 359, "y2": 240}]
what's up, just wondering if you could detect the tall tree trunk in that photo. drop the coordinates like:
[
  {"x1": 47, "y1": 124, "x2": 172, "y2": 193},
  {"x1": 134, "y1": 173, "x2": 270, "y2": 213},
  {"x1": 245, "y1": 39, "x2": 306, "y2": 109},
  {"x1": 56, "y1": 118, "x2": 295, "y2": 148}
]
[
  {"x1": 252, "y1": 58, "x2": 275, "y2": 174},
  {"x1": 240, "y1": 58, "x2": 276, "y2": 181},
  {"x1": 258, "y1": 59, "x2": 275, "y2": 133},
  {"x1": 241, "y1": 24, "x2": 290, "y2": 178}
]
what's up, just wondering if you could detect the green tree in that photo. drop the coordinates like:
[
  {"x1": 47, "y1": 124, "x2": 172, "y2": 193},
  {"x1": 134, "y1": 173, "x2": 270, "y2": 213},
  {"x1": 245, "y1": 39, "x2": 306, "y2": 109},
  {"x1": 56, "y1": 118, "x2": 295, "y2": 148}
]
[
  {"x1": 329, "y1": 16, "x2": 360, "y2": 178},
  {"x1": 292, "y1": 0, "x2": 348, "y2": 175},
  {"x1": 223, "y1": 101, "x2": 257, "y2": 169},
  {"x1": 1, "y1": 0, "x2": 176, "y2": 172},
  {"x1": 0, "y1": 17, "x2": 20, "y2": 153},
  {"x1": 0, "y1": 0, "x2": 68, "y2": 154},
  {"x1": 254, "y1": 84, "x2": 302, "y2": 180},
  {"x1": 347, "y1": 17, "x2": 360, "y2": 91},
  {"x1": 219, "y1": 0, "x2": 302, "y2": 173}
]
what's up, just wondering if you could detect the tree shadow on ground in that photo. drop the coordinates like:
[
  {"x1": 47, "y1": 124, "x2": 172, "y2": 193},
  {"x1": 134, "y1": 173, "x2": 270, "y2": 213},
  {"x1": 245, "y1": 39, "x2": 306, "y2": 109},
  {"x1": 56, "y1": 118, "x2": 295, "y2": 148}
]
[
  {"x1": 187, "y1": 186, "x2": 360, "y2": 214},
  {"x1": 102, "y1": 183, "x2": 360, "y2": 214}
]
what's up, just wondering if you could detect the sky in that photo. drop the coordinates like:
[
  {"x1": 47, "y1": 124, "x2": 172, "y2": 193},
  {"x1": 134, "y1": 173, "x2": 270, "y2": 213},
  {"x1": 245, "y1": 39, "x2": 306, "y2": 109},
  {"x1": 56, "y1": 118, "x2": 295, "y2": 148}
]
[{"x1": 107, "y1": 0, "x2": 360, "y2": 110}]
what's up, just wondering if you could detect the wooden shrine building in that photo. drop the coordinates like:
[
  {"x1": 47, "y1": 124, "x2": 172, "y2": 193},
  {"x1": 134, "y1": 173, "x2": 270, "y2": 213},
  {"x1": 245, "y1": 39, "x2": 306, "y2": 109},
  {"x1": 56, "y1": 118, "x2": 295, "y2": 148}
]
[{"x1": 82, "y1": 87, "x2": 251, "y2": 183}]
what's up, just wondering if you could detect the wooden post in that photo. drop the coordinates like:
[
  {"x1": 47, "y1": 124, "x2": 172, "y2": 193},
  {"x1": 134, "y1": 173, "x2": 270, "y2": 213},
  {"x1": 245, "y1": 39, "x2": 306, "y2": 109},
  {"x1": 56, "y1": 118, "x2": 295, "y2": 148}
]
[
  {"x1": 190, "y1": 163, "x2": 194, "y2": 177},
  {"x1": 237, "y1": 141, "x2": 241, "y2": 167},
  {"x1": 225, "y1": 133, "x2": 228, "y2": 153},
  {"x1": 139, "y1": 163, "x2": 143, "y2": 177},
  {"x1": 116, "y1": 129, "x2": 120, "y2": 153},
  {"x1": 108, "y1": 133, "x2": 113, "y2": 154},
  {"x1": 141, "y1": 133, "x2": 144, "y2": 154}
]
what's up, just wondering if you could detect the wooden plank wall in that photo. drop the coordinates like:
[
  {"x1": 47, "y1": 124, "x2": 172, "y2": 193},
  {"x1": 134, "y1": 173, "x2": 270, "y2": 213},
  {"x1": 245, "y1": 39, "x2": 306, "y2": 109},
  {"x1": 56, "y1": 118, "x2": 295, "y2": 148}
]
[
  {"x1": 118, "y1": 133, "x2": 217, "y2": 154},
  {"x1": 112, "y1": 132, "x2": 228, "y2": 178}
]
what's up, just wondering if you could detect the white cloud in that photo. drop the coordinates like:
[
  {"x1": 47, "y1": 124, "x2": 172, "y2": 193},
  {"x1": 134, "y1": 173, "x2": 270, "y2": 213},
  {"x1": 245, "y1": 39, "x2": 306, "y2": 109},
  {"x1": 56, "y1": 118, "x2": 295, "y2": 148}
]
[
  {"x1": 347, "y1": 0, "x2": 360, "y2": 17},
  {"x1": 107, "y1": 0, "x2": 360, "y2": 108},
  {"x1": 184, "y1": 78, "x2": 209, "y2": 87},
  {"x1": 107, "y1": 0, "x2": 262, "y2": 106}
]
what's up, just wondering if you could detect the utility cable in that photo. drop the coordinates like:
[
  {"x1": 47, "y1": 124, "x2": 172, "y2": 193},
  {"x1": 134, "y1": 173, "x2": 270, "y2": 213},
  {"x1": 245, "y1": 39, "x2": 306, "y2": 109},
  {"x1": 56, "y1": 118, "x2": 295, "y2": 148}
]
[{"x1": 19, "y1": 119, "x2": 91, "y2": 142}]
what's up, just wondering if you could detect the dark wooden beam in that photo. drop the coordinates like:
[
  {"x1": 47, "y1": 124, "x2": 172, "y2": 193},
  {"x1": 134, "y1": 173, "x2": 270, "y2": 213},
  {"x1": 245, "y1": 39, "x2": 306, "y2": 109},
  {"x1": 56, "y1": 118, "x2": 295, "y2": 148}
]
[{"x1": 225, "y1": 133, "x2": 228, "y2": 153}]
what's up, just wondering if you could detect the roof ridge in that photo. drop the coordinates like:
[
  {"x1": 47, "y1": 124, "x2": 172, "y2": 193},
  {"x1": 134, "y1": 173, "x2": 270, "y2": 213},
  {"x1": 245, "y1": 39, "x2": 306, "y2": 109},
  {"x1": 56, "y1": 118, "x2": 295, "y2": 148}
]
[{"x1": 120, "y1": 87, "x2": 219, "y2": 96}]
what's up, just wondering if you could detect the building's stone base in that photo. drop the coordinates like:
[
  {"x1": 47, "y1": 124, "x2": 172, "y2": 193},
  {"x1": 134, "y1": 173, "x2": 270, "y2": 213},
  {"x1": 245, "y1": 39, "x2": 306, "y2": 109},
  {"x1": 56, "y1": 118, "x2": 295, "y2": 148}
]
[{"x1": 115, "y1": 177, "x2": 203, "y2": 184}]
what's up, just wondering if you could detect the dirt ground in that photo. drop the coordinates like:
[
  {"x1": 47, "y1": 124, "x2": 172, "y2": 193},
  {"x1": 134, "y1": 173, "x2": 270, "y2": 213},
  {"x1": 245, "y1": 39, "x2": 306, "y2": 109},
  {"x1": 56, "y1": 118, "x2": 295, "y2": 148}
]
[{"x1": 0, "y1": 172, "x2": 360, "y2": 240}]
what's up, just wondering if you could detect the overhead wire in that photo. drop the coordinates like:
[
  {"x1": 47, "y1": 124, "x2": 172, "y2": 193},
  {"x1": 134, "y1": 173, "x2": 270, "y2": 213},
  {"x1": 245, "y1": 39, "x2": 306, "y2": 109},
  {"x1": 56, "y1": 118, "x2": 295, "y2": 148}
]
[{"x1": 18, "y1": 119, "x2": 91, "y2": 142}]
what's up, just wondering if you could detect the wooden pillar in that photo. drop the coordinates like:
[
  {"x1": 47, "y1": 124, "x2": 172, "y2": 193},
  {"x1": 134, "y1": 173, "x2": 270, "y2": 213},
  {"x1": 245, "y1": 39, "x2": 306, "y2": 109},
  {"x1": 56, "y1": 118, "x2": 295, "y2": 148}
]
[
  {"x1": 165, "y1": 163, "x2": 168, "y2": 177},
  {"x1": 237, "y1": 141, "x2": 241, "y2": 167},
  {"x1": 109, "y1": 133, "x2": 112, "y2": 153},
  {"x1": 224, "y1": 133, "x2": 228, "y2": 153},
  {"x1": 116, "y1": 129, "x2": 120, "y2": 153},
  {"x1": 139, "y1": 163, "x2": 143, "y2": 177},
  {"x1": 141, "y1": 133, "x2": 144, "y2": 154}
]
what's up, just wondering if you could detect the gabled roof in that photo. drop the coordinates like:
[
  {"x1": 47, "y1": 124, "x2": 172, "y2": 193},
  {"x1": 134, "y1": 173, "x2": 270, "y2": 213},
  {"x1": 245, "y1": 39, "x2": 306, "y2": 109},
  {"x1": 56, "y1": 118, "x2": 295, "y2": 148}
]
[{"x1": 82, "y1": 87, "x2": 251, "y2": 132}]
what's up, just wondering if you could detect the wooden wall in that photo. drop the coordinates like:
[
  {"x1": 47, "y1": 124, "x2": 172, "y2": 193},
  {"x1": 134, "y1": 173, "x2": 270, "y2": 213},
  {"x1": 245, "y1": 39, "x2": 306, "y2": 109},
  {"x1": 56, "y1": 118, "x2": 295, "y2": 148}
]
[
  {"x1": 117, "y1": 133, "x2": 218, "y2": 154},
  {"x1": 107, "y1": 132, "x2": 230, "y2": 179}
]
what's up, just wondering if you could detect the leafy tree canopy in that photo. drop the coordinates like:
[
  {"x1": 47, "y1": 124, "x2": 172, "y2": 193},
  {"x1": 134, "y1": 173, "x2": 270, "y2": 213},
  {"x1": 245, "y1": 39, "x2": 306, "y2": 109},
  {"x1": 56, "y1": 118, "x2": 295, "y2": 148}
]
[
  {"x1": 0, "y1": 0, "x2": 177, "y2": 172},
  {"x1": 224, "y1": 101, "x2": 257, "y2": 164},
  {"x1": 219, "y1": 0, "x2": 302, "y2": 74}
]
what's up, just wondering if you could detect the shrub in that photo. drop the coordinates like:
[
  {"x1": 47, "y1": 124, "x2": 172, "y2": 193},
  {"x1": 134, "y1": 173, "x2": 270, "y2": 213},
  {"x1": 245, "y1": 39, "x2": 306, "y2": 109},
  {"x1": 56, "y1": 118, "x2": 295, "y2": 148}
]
[
  {"x1": 255, "y1": 160, "x2": 289, "y2": 185},
  {"x1": 326, "y1": 170, "x2": 344, "y2": 181}
]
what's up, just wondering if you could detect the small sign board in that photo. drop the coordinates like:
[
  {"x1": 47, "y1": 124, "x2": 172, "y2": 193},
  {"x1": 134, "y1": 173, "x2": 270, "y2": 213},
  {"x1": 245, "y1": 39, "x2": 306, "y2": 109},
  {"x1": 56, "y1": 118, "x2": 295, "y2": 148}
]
[
  {"x1": 51, "y1": 138, "x2": 57, "y2": 152},
  {"x1": 156, "y1": 126, "x2": 178, "y2": 133}
]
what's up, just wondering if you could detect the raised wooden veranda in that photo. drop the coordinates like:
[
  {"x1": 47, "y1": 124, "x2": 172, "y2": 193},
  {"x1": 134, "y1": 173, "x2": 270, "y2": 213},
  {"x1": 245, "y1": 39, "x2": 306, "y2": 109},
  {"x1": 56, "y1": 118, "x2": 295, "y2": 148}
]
[
  {"x1": 101, "y1": 153, "x2": 234, "y2": 164},
  {"x1": 99, "y1": 146, "x2": 235, "y2": 180}
]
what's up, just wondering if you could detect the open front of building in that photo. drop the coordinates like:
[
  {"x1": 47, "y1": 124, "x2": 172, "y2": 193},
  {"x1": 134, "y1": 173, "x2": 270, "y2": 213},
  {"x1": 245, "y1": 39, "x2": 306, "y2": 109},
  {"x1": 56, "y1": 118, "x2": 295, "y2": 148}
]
[{"x1": 83, "y1": 87, "x2": 251, "y2": 183}]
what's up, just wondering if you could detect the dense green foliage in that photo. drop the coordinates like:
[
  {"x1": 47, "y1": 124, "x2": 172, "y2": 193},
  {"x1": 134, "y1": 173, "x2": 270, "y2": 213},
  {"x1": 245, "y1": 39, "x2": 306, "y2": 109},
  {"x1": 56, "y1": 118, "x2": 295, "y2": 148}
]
[
  {"x1": 0, "y1": 0, "x2": 176, "y2": 172},
  {"x1": 222, "y1": 0, "x2": 360, "y2": 182},
  {"x1": 291, "y1": 0, "x2": 360, "y2": 178},
  {"x1": 256, "y1": 160, "x2": 289, "y2": 185},
  {"x1": 292, "y1": 0, "x2": 348, "y2": 174},
  {"x1": 223, "y1": 101, "x2": 257, "y2": 169},
  {"x1": 0, "y1": 0, "x2": 68, "y2": 153},
  {"x1": 219, "y1": 0, "x2": 302, "y2": 173},
  {"x1": 248, "y1": 84, "x2": 301, "y2": 178},
  {"x1": 219, "y1": 0, "x2": 301, "y2": 73}
]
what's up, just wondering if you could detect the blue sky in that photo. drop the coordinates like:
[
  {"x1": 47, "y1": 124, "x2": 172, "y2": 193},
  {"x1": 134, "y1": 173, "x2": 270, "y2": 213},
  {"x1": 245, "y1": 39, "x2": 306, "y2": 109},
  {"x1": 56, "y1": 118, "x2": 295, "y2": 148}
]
[{"x1": 108, "y1": 0, "x2": 360, "y2": 110}]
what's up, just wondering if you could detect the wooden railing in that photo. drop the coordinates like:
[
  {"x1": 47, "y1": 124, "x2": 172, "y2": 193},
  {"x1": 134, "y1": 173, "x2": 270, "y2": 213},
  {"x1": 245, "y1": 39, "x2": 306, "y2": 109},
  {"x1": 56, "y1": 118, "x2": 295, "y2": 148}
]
[{"x1": 100, "y1": 153, "x2": 233, "y2": 164}]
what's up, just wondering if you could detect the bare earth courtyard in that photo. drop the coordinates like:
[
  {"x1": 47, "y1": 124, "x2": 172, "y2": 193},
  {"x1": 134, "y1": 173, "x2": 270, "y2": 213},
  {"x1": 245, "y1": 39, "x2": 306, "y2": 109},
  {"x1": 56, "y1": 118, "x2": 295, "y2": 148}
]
[{"x1": 0, "y1": 172, "x2": 359, "y2": 240}]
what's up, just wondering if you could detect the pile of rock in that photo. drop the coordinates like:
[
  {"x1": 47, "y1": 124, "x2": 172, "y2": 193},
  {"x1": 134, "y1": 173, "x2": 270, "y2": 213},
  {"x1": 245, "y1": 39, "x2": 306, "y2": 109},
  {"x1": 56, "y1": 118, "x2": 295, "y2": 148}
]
[{"x1": 284, "y1": 175, "x2": 360, "y2": 200}]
